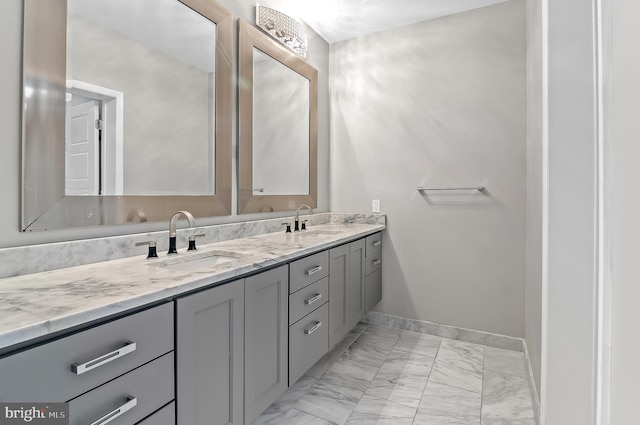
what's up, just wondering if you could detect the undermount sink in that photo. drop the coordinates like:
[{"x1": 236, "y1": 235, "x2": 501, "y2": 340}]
[
  {"x1": 152, "y1": 250, "x2": 247, "y2": 272},
  {"x1": 299, "y1": 229, "x2": 343, "y2": 237}
]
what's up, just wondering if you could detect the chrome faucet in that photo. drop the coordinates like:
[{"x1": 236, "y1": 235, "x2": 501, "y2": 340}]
[
  {"x1": 126, "y1": 208, "x2": 148, "y2": 223},
  {"x1": 168, "y1": 211, "x2": 195, "y2": 254},
  {"x1": 294, "y1": 204, "x2": 313, "y2": 231}
]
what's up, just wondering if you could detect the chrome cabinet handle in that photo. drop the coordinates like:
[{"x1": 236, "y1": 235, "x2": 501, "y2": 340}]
[
  {"x1": 305, "y1": 321, "x2": 322, "y2": 335},
  {"x1": 373, "y1": 241, "x2": 381, "y2": 247},
  {"x1": 306, "y1": 265, "x2": 323, "y2": 276},
  {"x1": 305, "y1": 293, "x2": 322, "y2": 305},
  {"x1": 72, "y1": 342, "x2": 136, "y2": 375},
  {"x1": 373, "y1": 259, "x2": 382, "y2": 266},
  {"x1": 88, "y1": 396, "x2": 137, "y2": 425}
]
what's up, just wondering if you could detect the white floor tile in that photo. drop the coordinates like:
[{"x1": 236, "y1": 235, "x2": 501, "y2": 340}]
[
  {"x1": 345, "y1": 394, "x2": 416, "y2": 425},
  {"x1": 481, "y1": 370, "x2": 536, "y2": 423},
  {"x1": 484, "y1": 347, "x2": 527, "y2": 377},
  {"x1": 253, "y1": 323, "x2": 538, "y2": 425}
]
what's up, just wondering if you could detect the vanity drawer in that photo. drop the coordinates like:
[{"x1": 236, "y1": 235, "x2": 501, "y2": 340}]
[
  {"x1": 137, "y1": 402, "x2": 175, "y2": 425},
  {"x1": 289, "y1": 303, "x2": 329, "y2": 385},
  {"x1": 289, "y1": 277, "x2": 328, "y2": 325},
  {"x1": 289, "y1": 251, "x2": 329, "y2": 293},
  {"x1": 365, "y1": 253, "x2": 382, "y2": 276},
  {"x1": 68, "y1": 352, "x2": 174, "y2": 425},
  {"x1": 0, "y1": 303, "x2": 174, "y2": 402},
  {"x1": 365, "y1": 233, "x2": 382, "y2": 257}
]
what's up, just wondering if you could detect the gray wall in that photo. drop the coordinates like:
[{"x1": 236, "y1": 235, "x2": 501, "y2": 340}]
[
  {"x1": 525, "y1": 0, "x2": 542, "y2": 401},
  {"x1": 329, "y1": 1, "x2": 527, "y2": 337},
  {"x1": 70, "y1": 15, "x2": 212, "y2": 195},
  {"x1": 253, "y1": 53, "x2": 309, "y2": 195},
  {"x1": 610, "y1": 0, "x2": 640, "y2": 422},
  {"x1": 0, "y1": 0, "x2": 329, "y2": 248}
]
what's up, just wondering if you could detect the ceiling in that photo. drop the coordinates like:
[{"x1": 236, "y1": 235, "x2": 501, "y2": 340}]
[
  {"x1": 263, "y1": 0, "x2": 510, "y2": 43},
  {"x1": 68, "y1": 0, "x2": 511, "y2": 70}
]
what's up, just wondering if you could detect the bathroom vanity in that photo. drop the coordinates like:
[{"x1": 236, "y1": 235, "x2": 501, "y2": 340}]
[
  {"x1": 0, "y1": 222, "x2": 384, "y2": 425},
  {"x1": 7, "y1": 0, "x2": 385, "y2": 422}
]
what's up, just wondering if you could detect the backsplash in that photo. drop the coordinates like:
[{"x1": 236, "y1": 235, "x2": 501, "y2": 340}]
[{"x1": 0, "y1": 213, "x2": 385, "y2": 279}]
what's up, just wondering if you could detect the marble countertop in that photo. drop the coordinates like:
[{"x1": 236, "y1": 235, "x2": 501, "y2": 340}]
[{"x1": 0, "y1": 222, "x2": 385, "y2": 352}]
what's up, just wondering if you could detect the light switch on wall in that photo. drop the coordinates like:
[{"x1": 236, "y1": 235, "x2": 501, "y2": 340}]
[{"x1": 372, "y1": 199, "x2": 381, "y2": 213}]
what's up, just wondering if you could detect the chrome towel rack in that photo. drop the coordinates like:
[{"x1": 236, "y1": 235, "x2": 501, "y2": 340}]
[{"x1": 416, "y1": 186, "x2": 484, "y2": 191}]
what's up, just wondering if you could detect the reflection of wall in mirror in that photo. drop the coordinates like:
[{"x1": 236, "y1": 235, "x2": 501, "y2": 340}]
[
  {"x1": 253, "y1": 51, "x2": 310, "y2": 195},
  {"x1": 68, "y1": 15, "x2": 214, "y2": 195}
]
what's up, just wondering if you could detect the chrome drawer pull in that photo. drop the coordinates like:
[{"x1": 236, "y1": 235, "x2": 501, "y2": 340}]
[
  {"x1": 72, "y1": 342, "x2": 137, "y2": 375},
  {"x1": 373, "y1": 259, "x2": 382, "y2": 266},
  {"x1": 88, "y1": 396, "x2": 137, "y2": 425},
  {"x1": 305, "y1": 321, "x2": 322, "y2": 335},
  {"x1": 373, "y1": 241, "x2": 381, "y2": 247},
  {"x1": 306, "y1": 265, "x2": 323, "y2": 276},
  {"x1": 305, "y1": 293, "x2": 322, "y2": 305}
]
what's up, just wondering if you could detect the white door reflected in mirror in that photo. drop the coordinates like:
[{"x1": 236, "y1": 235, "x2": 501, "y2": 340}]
[
  {"x1": 65, "y1": 81, "x2": 125, "y2": 196},
  {"x1": 65, "y1": 99, "x2": 99, "y2": 195}
]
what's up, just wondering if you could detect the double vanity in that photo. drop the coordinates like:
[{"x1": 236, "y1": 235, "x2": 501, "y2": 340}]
[
  {"x1": 0, "y1": 218, "x2": 384, "y2": 425},
  {"x1": 10, "y1": 0, "x2": 383, "y2": 422}
]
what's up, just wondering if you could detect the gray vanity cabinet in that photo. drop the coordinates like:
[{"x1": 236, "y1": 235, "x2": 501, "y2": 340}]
[
  {"x1": 348, "y1": 239, "x2": 366, "y2": 329},
  {"x1": 67, "y1": 352, "x2": 174, "y2": 425},
  {"x1": 0, "y1": 303, "x2": 174, "y2": 404},
  {"x1": 365, "y1": 232, "x2": 383, "y2": 312},
  {"x1": 137, "y1": 401, "x2": 175, "y2": 424},
  {"x1": 288, "y1": 252, "x2": 330, "y2": 385},
  {"x1": 176, "y1": 279, "x2": 244, "y2": 425},
  {"x1": 244, "y1": 266, "x2": 289, "y2": 425},
  {"x1": 329, "y1": 240, "x2": 365, "y2": 348},
  {"x1": 0, "y1": 303, "x2": 175, "y2": 425},
  {"x1": 329, "y1": 244, "x2": 350, "y2": 347}
]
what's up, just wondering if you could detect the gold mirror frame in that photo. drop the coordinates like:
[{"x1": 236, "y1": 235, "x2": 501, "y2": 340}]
[
  {"x1": 237, "y1": 19, "x2": 318, "y2": 214},
  {"x1": 20, "y1": 0, "x2": 233, "y2": 231}
]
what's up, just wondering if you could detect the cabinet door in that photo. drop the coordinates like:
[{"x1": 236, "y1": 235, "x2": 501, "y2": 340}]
[
  {"x1": 176, "y1": 280, "x2": 244, "y2": 425},
  {"x1": 366, "y1": 267, "x2": 383, "y2": 313},
  {"x1": 329, "y1": 244, "x2": 350, "y2": 348},
  {"x1": 244, "y1": 265, "x2": 289, "y2": 424},
  {"x1": 348, "y1": 239, "x2": 365, "y2": 329}
]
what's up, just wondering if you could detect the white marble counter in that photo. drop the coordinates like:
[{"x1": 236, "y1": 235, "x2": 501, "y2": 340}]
[{"x1": 0, "y1": 221, "x2": 385, "y2": 352}]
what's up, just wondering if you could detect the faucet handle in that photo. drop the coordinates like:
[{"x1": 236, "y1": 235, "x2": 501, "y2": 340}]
[
  {"x1": 301, "y1": 220, "x2": 308, "y2": 231},
  {"x1": 281, "y1": 222, "x2": 292, "y2": 233},
  {"x1": 187, "y1": 233, "x2": 206, "y2": 251},
  {"x1": 135, "y1": 240, "x2": 158, "y2": 258}
]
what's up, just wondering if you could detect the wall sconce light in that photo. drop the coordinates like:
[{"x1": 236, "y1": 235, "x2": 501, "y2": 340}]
[{"x1": 256, "y1": 4, "x2": 307, "y2": 58}]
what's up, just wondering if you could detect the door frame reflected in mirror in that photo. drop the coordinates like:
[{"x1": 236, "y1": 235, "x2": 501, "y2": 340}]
[{"x1": 237, "y1": 19, "x2": 318, "y2": 214}]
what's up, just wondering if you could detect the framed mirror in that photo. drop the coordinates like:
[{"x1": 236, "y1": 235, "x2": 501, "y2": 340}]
[
  {"x1": 237, "y1": 19, "x2": 318, "y2": 214},
  {"x1": 21, "y1": 0, "x2": 233, "y2": 231}
]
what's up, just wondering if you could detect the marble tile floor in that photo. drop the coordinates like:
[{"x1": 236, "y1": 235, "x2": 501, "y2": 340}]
[{"x1": 251, "y1": 322, "x2": 537, "y2": 425}]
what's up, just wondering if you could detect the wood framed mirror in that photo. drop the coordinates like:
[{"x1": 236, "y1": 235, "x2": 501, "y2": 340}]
[
  {"x1": 237, "y1": 19, "x2": 318, "y2": 214},
  {"x1": 21, "y1": 0, "x2": 233, "y2": 231}
]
